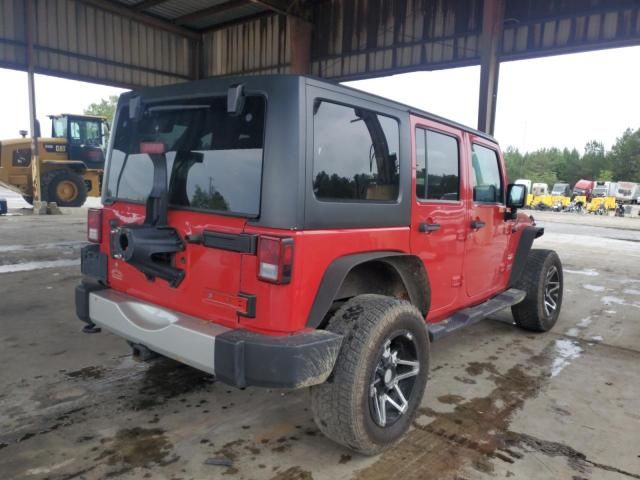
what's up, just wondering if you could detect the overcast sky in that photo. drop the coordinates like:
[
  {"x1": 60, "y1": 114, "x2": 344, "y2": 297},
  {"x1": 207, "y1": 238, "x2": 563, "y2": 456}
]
[{"x1": 0, "y1": 45, "x2": 638, "y2": 153}]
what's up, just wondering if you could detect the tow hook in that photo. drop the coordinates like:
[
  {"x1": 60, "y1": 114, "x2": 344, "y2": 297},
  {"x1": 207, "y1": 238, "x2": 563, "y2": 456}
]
[
  {"x1": 82, "y1": 323, "x2": 102, "y2": 334},
  {"x1": 129, "y1": 342, "x2": 158, "y2": 362}
]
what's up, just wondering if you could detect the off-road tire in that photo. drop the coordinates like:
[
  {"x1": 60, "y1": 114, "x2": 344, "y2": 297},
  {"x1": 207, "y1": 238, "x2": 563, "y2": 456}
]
[
  {"x1": 44, "y1": 169, "x2": 87, "y2": 207},
  {"x1": 511, "y1": 249, "x2": 563, "y2": 332},
  {"x1": 310, "y1": 294, "x2": 429, "y2": 455}
]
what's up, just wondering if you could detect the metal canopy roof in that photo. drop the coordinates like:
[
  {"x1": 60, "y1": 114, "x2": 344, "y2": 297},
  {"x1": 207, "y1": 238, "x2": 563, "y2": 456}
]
[
  {"x1": 0, "y1": 0, "x2": 639, "y2": 90},
  {"x1": 112, "y1": 0, "x2": 293, "y2": 31}
]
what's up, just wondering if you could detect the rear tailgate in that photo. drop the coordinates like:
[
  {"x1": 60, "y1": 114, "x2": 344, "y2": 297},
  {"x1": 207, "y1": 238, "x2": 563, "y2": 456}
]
[
  {"x1": 104, "y1": 204, "x2": 252, "y2": 327},
  {"x1": 100, "y1": 93, "x2": 266, "y2": 327}
]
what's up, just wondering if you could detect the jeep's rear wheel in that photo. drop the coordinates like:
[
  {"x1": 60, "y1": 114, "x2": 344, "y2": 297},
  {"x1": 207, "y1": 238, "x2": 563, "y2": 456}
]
[
  {"x1": 310, "y1": 294, "x2": 429, "y2": 455},
  {"x1": 511, "y1": 249, "x2": 563, "y2": 332}
]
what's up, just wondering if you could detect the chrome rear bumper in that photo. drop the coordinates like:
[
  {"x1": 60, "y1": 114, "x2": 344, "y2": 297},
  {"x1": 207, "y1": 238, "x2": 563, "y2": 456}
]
[
  {"x1": 89, "y1": 289, "x2": 228, "y2": 374},
  {"x1": 79, "y1": 286, "x2": 343, "y2": 388}
]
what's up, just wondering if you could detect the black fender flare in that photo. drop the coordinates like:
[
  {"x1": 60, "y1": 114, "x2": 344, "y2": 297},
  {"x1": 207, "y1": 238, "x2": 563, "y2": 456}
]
[
  {"x1": 306, "y1": 251, "x2": 430, "y2": 328},
  {"x1": 508, "y1": 226, "x2": 544, "y2": 288}
]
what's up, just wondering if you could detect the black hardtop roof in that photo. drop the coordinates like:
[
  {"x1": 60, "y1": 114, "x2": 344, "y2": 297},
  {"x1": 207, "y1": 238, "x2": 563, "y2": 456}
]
[
  {"x1": 301, "y1": 75, "x2": 497, "y2": 144},
  {"x1": 126, "y1": 74, "x2": 496, "y2": 144}
]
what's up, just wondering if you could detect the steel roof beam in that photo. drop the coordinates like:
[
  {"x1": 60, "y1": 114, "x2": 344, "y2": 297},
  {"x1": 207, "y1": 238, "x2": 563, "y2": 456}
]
[
  {"x1": 249, "y1": 0, "x2": 290, "y2": 17},
  {"x1": 133, "y1": 0, "x2": 170, "y2": 11},
  {"x1": 174, "y1": 0, "x2": 302, "y2": 27},
  {"x1": 477, "y1": 0, "x2": 505, "y2": 135},
  {"x1": 174, "y1": 0, "x2": 251, "y2": 25},
  {"x1": 77, "y1": 0, "x2": 199, "y2": 39}
]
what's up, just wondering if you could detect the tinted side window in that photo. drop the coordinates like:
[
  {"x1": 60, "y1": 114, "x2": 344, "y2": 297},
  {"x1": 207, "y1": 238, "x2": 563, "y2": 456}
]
[
  {"x1": 415, "y1": 128, "x2": 460, "y2": 201},
  {"x1": 471, "y1": 144, "x2": 503, "y2": 203},
  {"x1": 312, "y1": 100, "x2": 399, "y2": 202}
]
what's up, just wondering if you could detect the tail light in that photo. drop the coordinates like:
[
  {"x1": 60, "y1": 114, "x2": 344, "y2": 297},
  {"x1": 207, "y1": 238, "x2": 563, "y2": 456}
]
[
  {"x1": 87, "y1": 208, "x2": 102, "y2": 243},
  {"x1": 258, "y1": 236, "x2": 294, "y2": 284}
]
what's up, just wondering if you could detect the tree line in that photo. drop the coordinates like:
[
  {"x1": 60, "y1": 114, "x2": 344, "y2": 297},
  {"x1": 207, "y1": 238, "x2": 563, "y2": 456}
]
[{"x1": 504, "y1": 127, "x2": 640, "y2": 187}]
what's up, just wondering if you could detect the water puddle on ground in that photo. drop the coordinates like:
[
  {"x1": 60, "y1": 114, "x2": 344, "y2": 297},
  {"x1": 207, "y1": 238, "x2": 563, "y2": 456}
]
[
  {"x1": 601, "y1": 296, "x2": 640, "y2": 309},
  {"x1": 563, "y1": 268, "x2": 599, "y2": 276},
  {"x1": 582, "y1": 284, "x2": 605, "y2": 292},
  {"x1": 566, "y1": 316, "x2": 596, "y2": 341},
  {"x1": 351, "y1": 338, "x2": 624, "y2": 480},
  {"x1": 550, "y1": 339, "x2": 583, "y2": 377},
  {"x1": 0, "y1": 241, "x2": 85, "y2": 253},
  {"x1": 0, "y1": 259, "x2": 79, "y2": 274},
  {"x1": 577, "y1": 316, "x2": 592, "y2": 328}
]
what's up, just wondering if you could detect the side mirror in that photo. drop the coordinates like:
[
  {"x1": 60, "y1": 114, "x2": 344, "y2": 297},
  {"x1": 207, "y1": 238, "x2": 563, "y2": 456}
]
[{"x1": 507, "y1": 184, "x2": 527, "y2": 209}]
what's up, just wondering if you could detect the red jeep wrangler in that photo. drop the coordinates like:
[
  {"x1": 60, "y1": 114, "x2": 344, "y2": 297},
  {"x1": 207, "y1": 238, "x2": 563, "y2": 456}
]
[{"x1": 76, "y1": 75, "x2": 563, "y2": 454}]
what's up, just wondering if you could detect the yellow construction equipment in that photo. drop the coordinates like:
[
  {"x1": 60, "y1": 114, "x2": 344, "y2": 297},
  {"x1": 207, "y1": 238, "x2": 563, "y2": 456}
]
[
  {"x1": 587, "y1": 196, "x2": 617, "y2": 213},
  {"x1": 0, "y1": 114, "x2": 106, "y2": 206}
]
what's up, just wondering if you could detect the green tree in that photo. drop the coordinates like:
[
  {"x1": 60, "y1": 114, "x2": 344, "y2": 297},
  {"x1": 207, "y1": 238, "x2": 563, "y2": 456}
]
[
  {"x1": 609, "y1": 128, "x2": 640, "y2": 182},
  {"x1": 579, "y1": 140, "x2": 609, "y2": 180},
  {"x1": 503, "y1": 146, "x2": 525, "y2": 181},
  {"x1": 503, "y1": 128, "x2": 639, "y2": 188},
  {"x1": 84, "y1": 95, "x2": 119, "y2": 124},
  {"x1": 597, "y1": 169, "x2": 614, "y2": 181},
  {"x1": 191, "y1": 184, "x2": 229, "y2": 211}
]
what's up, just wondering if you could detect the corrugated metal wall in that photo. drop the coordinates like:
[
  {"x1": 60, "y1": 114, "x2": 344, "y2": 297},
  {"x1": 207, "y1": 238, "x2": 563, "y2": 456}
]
[
  {"x1": 0, "y1": 0, "x2": 194, "y2": 88},
  {"x1": 501, "y1": 1, "x2": 640, "y2": 60},
  {"x1": 201, "y1": 0, "x2": 640, "y2": 81},
  {"x1": 310, "y1": 0, "x2": 483, "y2": 80},
  {"x1": 0, "y1": 0, "x2": 27, "y2": 70},
  {"x1": 202, "y1": 14, "x2": 290, "y2": 77},
  {"x1": 1, "y1": 0, "x2": 639, "y2": 87}
]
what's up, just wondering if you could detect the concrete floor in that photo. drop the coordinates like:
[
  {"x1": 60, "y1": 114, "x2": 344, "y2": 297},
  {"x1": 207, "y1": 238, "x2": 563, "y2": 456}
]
[{"x1": 0, "y1": 207, "x2": 639, "y2": 480}]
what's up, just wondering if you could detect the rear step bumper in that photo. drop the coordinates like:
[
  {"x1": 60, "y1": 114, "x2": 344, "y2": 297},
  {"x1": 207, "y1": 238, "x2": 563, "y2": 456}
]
[{"x1": 77, "y1": 287, "x2": 342, "y2": 389}]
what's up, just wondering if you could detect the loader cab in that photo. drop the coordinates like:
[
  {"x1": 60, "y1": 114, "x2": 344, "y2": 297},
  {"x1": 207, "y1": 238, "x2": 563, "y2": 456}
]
[{"x1": 49, "y1": 114, "x2": 108, "y2": 169}]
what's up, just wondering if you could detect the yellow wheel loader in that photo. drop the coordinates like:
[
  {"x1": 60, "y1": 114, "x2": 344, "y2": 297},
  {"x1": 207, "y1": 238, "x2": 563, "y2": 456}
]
[{"x1": 0, "y1": 114, "x2": 106, "y2": 207}]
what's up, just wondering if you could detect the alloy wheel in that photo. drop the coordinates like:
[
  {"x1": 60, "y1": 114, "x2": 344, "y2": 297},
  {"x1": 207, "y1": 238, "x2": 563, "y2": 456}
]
[
  {"x1": 543, "y1": 265, "x2": 560, "y2": 316},
  {"x1": 369, "y1": 331, "x2": 420, "y2": 428}
]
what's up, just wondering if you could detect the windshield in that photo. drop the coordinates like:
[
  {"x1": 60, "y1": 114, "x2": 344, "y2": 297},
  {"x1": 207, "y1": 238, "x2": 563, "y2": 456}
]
[
  {"x1": 69, "y1": 118, "x2": 104, "y2": 147},
  {"x1": 105, "y1": 96, "x2": 266, "y2": 217},
  {"x1": 551, "y1": 184, "x2": 567, "y2": 195},
  {"x1": 52, "y1": 117, "x2": 67, "y2": 138}
]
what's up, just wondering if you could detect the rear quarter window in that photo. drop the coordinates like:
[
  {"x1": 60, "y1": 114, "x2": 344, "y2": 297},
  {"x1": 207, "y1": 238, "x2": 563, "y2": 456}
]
[{"x1": 312, "y1": 100, "x2": 400, "y2": 202}]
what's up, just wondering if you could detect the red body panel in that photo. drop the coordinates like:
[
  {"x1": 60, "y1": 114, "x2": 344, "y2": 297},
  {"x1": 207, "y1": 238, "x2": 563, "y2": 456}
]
[
  {"x1": 463, "y1": 134, "x2": 513, "y2": 302},
  {"x1": 98, "y1": 115, "x2": 530, "y2": 336},
  {"x1": 101, "y1": 203, "x2": 248, "y2": 329}
]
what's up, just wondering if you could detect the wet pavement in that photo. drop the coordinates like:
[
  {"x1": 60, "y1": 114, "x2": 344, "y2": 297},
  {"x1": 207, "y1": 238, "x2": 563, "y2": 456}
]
[{"x1": 0, "y1": 208, "x2": 639, "y2": 480}]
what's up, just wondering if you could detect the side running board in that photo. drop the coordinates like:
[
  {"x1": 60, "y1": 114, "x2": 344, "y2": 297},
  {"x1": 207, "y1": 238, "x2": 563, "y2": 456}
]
[{"x1": 428, "y1": 288, "x2": 526, "y2": 341}]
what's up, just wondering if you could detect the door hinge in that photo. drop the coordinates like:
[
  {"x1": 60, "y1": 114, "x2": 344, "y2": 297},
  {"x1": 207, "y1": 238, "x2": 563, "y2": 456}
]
[{"x1": 451, "y1": 275, "x2": 463, "y2": 287}]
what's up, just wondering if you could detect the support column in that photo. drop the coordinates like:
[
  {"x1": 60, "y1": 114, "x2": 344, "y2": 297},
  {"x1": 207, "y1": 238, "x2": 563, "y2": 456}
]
[
  {"x1": 477, "y1": 0, "x2": 505, "y2": 135},
  {"x1": 289, "y1": 16, "x2": 312, "y2": 74},
  {"x1": 25, "y1": 0, "x2": 46, "y2": 214}
]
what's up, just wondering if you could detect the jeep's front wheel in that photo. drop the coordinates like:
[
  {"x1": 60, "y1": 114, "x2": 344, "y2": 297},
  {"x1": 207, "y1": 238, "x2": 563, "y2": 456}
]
[
  {"x1": 511, "y1": 249, "x2": 563, "y2": 332},
  {"x1": 310, "y1": 294, "x2": 429, "y2": 455}
]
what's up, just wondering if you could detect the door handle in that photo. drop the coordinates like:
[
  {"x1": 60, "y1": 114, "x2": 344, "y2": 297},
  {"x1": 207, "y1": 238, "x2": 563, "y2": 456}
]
[
  {"x1": 419, "y1": 223, "x2": 441, "y2": 233},
  {"x1": 470, "y1": 219, "x2": 486, "y2": 230}
]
